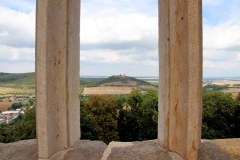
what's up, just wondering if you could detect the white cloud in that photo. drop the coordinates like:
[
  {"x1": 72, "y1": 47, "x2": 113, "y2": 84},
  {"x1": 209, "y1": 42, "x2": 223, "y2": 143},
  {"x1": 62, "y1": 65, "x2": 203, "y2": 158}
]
[
  {"x1": 203, "y1": 19, "x2": 240, "y2": 77},
  {"x1": 11, "y1": 52, "x2": 18, "y2": 60},
  {"x1": 0, "y1": 62, "x2": 35, "y2": 73},
  {"x1": 0, "y1": 45, "x2": 34, "y2": 62},
  {"x1": 203, "y1": 49, "x2": 240, "y2": 62},
  {"x1": 0, "y1": 5, "x2": 35, "y2": 47},
  {"x1": 81, "y1": 12, "x2": 158, "y2": 46},
  {"x1": 203, "y1": 20, "x2": 240, "y2": 50},
  {"x1": 81, "y1": 48, "x2": 158, "y2": 66},
  {"x1": 81, "y1": 0, "x2": 158, "y2": 17},
  {"x1": 79, "y1": 1, "x2": 158, "y2": 76},
  {"x1": 81, "y1": 49, "x2": 128, "y2": 63},
  {"x1": 203, "y1": 60, "x2": 238, "y2": 69}
]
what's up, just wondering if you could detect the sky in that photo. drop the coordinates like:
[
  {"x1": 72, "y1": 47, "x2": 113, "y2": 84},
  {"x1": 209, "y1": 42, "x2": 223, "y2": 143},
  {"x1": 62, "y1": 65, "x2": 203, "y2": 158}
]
[{"x1": 0, "y1": 0, "x2": 240, "y2": 77}]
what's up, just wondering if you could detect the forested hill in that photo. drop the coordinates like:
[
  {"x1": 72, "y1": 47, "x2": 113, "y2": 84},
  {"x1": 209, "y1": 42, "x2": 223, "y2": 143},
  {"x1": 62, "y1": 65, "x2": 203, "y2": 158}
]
[
  {"x1": 83, "y1": 75, "x2": 157, "y2": 88},
  {"x1": 0, "y1": 72, "x2": 35, "y2": 85}
]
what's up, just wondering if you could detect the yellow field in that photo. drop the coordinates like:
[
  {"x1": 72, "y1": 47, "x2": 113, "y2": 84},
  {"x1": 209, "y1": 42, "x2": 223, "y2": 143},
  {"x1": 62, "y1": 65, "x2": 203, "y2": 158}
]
[
  {"x1": 222, "y1": 88, "x2": 240, "y2": 97},
  {"x1": 0, "y1": 102, "x2": 14, "y2": 111},
  {"x1": 82, "y1": 87, "x2": 134, "y2": 95},
  {"x1": 0, "y1": 87, "x2": 34, "y2": 94},
  {"x1": 212, "y1": 81, "x2": 240, "y2": 86}
]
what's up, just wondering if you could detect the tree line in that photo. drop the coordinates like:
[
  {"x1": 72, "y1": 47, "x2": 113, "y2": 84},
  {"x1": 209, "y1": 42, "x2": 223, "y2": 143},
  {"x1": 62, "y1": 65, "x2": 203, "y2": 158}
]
[{"x1": 0, "y1": 89, "x2": 240, "y2": 143}]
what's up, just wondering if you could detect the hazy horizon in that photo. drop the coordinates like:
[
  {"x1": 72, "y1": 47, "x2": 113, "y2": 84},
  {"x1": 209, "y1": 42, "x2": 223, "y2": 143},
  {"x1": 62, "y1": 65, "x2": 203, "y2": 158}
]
[{"x1": 2, "y1": 71, "x2": 240, "y2": 79}]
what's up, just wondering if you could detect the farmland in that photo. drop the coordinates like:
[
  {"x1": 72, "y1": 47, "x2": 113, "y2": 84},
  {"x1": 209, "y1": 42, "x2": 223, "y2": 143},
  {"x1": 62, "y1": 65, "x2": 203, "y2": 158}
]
[
  {"x1": 82, "y1": 87, "x2": 134, "y2": 95},
  {"x1": 203, "y1": 78, "x2": 240, "y2": 97},
  {"x1": 0, "y1": 87, "x2": 34, "y2": 95},
  {"x1": 211, "y1": 80, "x2": 240, "y2": 86},
  {"x1": 0, "y1": 102, "x2": 14, "y2": 111},
  {"x1": 222, "y1": 88, "x2": 240, "y2": 97},
  {"x1": 1, "y1": 72, "x2": 240, "y2": 97},
  {"x1": 80, "y1": 75, "x2": 157, "y2": 94}
]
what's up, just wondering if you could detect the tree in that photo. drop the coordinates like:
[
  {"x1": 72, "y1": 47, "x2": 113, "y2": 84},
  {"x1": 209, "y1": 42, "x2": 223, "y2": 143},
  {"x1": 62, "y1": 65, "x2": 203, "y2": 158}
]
[
  {"x1": 117, "y1": 89, "x2": 158, "y2": 141},
  {"x1": 127, "y1": 88, "x2": 143, "y2": 109},
  {"x1": 202, "y1": 91, "x2": 234, "y2": 139},
  {"x1": 139, "y1": 89, "x2": 158, "y2": 139},
  {"x1": 233, "y1": 93, "x2": 240, "y2": 137},
  {"x1": 0, "y1": 107, "x2": 36, "y2": 143},
  {"x1": 80, "y1": 96, "x2": 98, "y2": 140},
  {"x1": 9, "y1": 102, "x2": 22, "y2": 110},
  {"x1": 84, "y1": 95, "x2": 119, "y2": 144}
]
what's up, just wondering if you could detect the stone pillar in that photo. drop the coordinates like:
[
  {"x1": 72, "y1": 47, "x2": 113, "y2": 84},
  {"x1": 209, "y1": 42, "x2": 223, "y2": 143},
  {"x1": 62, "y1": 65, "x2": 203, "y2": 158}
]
[
  {"x1": 158, "y1": 0, "x2": 202, "y2": 159},
  {"x1": 35, "y1": 0, "x2": 80, "y2": 159}
]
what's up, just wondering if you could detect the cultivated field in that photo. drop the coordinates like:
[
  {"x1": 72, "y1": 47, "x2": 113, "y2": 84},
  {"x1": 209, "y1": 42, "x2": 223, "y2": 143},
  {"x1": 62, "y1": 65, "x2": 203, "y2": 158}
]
[
  {"x1": 0, "y1": 102, "x2": 14, "y2": 111},
  {"x1": 212, "y1": 80, "x2": 240, "y2": 86},
  {"x1": 222, "y1": 88, "x2": 240, "y2": 97},
  {"x1": 0, "y1": 87, "x2": 34, "y2": 94},
  {"x1": 82, "y1": 87, "x2": 134, "y2": 95}
]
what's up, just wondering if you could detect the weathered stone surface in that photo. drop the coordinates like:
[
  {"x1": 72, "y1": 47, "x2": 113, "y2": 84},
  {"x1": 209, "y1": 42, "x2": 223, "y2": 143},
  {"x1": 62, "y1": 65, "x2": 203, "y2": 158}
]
[
  {"x1": 63, "y1": 140, "x2": 107, "y2": 160},
  {"x1": 158, "y1": 0, "x2": 202, "y2": 159},
  {"x1": 102, "y1": 140, "x2": 184, "y2": 160},
  {"x1": 36, "y1": 0, "x2": 80, "y2": 158},
  {"x1": 198, "y1": 139, "x2": 240, "y2": 160},
  {"x1": 1, "y1": 139, "x2": 240, "y2": 160},
  {"x1": 0, "y1": 139, "x2": 38, "y2": 160}
]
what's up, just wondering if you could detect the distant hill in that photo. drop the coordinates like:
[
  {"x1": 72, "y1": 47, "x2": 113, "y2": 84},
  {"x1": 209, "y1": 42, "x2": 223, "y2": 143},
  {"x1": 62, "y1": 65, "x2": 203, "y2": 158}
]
[
  {"x1": 0, "y1": 72, "x2": 35, "y2": 88},
  {"x1": 82, "y1": 75, "x2": 157, "y2": 90},
  {"x1": 0, "y1": 72, "x2": 35, "y2": 83},
  {"x1": 80, "y1": 78, "x2": 105, "y2": 87},
  {"x1": 81, "y1": 75, "x2": 157, "y2": 95},
  {"x1": 0, "y1": 73, "x2": 157, "y2": 90}
]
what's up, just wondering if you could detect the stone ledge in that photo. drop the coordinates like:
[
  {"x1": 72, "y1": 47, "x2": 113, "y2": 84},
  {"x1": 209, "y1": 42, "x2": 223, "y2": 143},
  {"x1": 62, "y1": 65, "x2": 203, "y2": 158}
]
[
  {"x1": 101, "y1": 140, "x2": 183, "y2": 160},
  {"x1": 198, "y1": 139, "x2": 240, "y2": 160},
  {"x1": 0, "y1": 139, "x2": 38, "y2": 160},
  {"x1": 0, "y1": 139, "x2": 240, "y2": 160}
]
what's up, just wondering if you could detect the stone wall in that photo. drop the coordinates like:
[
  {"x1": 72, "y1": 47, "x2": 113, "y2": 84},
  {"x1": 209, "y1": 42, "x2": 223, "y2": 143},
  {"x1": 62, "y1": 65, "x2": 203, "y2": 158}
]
[{"x1": 1, "y1": 139, "x2": 240, "y2": 160}]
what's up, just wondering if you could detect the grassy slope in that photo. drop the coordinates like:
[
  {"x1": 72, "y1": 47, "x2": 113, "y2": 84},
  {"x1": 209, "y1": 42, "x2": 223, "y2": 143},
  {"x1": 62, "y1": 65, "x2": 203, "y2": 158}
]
[
  {"x1": 0, "y1": 72, "x2": 35, "y2": 89},
  {"x1": 95, "y1": 76, "x2": 156, "y2": 87},
  {"x1": 80, "y1": 78, "x2": 105, "y2": 87},
  {"x1": 80, "y1": 76, "x2": 157, "y2": 94}
]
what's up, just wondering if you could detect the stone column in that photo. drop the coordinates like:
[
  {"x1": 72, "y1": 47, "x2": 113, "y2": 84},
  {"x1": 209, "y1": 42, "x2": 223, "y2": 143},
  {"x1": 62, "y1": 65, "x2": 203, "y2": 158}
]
[
  {"x1": 158, "y1": 0, "x2": 202, "y2": 159},
  {"x1": 35, "y1": 0, "x2": 80, "y2": 159}
]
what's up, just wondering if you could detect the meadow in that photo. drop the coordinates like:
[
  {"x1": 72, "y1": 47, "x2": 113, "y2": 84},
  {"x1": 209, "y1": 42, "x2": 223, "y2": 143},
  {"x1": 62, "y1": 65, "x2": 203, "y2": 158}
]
[{"x1": 212, "y1": 80, "x2": 240, "y2": 86}]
